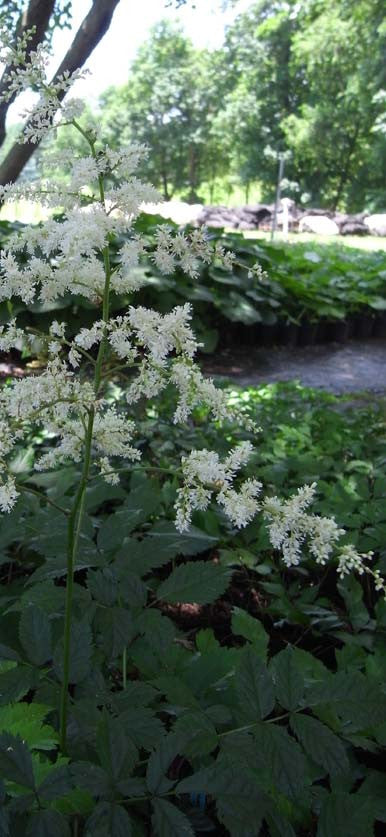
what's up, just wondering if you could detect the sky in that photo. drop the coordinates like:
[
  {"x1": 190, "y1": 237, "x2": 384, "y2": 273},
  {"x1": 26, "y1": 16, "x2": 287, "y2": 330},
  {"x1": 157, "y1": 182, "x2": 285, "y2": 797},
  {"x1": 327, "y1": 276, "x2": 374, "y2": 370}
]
[{"x1": 6, "y1": 0, "x2": 253, "y2": 124}]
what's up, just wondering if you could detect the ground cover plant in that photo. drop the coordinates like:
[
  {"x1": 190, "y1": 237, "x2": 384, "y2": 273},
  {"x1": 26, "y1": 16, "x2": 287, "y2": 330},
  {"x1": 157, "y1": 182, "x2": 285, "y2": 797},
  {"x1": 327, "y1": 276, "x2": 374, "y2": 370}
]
[{"x1": 0, "y1": 32, "x2": 386, "y2": 837}]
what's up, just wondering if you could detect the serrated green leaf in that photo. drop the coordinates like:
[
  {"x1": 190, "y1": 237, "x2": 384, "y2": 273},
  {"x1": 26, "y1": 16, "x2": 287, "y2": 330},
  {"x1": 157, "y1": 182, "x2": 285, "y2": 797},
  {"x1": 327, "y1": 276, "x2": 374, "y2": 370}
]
[
  {"x1": 26, "y1": 810, "x2": 70, "y2": 837},
  {"x1": 151, "y1": 799, "x2": 194, "y2": 837},
  {"x1": 0, "y1": 703, "x2": 57, "y2": 751},
  {"x1": 0, "y1": 665, "x2": 36, "y2": 705},
  {"x1": 253, "y1": 723, "x2": 309, "y2": 800},
  {"x1": 317, "y1": 792, "x2": 374, "y2": 837},
  {"x1": 147, "y1": 521, "x2": 218, "y2": 559},
  {"x1": 37, "y1": 765, "x2": 72, "y2": 802},
  {"x1": 84, "y1": 801, "x2": 132, "y2": 837},
  {"x1": 177, "y1": 764, "x2": 265, "y2": 835},
  {"x1": 290, "y1": 713, "x2": 349, "y2": 776},
  {"x1": 269, "y1": 647, "x2": 304, "y2": 711},
  {"x1": 119, "y1": 708, "x2": 164, "y2": 750},
  {"x1": 0, "y1": 643, "x2": 20, "y2": 662},
  {"x1": 96, "y1": 715, "x2": 137, "y2": 782},
  {"x1": 18, "y1": 606, "x2": 52, "y2": 667},
  {"x1": 236, "y1": 647, "x2": 275, "y2": 720},
  {"x1": 97, "y1": 509, "x2": 143, "y2": 553},
  {"x1": 0, "y1": 732, "x2": 35, "y2": 789},
  {"x1": 157, "y1": 560, "x2": 230, "y2": 605},
  {"x1": 173, "y1": 712, "x2": 218, "y2": 759},
  {"x1": 231, "y1": 608, "x2": 269, "y2": 661},
  {"x1": 70, "y1": 762, "x2": 109, "y2": 796},
  {"x1": 87, "y1": 568, "x2": 118, "y2": 606},
  {"x1": 53, "y1": 618, "x2": 92, "y2": 684},
  {"x1": 96, "y1": 606, "x2": 134, "y2": 660},
  {"x1": 146, "y1": 734, "x2": 181, "y2": 795}
]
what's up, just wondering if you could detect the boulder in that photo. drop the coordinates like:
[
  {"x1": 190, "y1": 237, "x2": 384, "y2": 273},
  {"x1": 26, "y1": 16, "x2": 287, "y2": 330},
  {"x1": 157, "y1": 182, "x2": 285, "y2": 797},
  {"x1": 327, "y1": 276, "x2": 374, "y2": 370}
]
[
  {"x1": 364, "y1": 214, "x2": 386, "y2": 236},
  {"x1": 299, "y1": 215, "x2": 340, "y2": 235}
]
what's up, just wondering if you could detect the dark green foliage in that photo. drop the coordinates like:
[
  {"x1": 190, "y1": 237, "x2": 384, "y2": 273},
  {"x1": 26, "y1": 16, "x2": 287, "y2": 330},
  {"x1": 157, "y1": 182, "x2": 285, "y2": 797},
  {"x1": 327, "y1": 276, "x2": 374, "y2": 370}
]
[{"x1": 0, "y1": 384, "x2": 386, "y2": 834}]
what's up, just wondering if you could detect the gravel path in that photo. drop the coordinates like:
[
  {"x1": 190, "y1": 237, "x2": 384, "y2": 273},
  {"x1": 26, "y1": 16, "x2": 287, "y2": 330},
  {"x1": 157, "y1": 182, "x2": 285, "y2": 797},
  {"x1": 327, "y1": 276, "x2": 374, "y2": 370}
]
[{"x1": 202, "y1": 339, "x2": 386, "y2": 395}]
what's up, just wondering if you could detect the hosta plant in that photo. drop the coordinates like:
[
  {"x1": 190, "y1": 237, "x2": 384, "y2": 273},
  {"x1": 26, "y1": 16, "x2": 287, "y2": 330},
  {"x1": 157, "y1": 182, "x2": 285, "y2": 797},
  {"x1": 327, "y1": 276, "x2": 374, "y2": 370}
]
[{"x1": 0, "y1": 30, "x2": 385, "y2": 836}]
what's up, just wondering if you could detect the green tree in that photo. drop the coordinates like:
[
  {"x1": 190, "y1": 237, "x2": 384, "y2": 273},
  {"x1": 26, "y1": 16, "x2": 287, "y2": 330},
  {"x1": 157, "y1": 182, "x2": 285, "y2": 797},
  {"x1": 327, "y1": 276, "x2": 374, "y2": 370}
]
[{"x1": 99, "y1": 21, "x2": 224, "y2": 202}]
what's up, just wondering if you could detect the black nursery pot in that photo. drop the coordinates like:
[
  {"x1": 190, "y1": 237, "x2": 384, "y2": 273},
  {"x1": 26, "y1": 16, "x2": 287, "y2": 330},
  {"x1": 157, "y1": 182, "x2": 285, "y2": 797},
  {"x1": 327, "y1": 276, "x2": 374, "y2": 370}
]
[
  {"x1": 373, "y1": 313, "x2": 386, "y2": 339},
  {"x1": 276, "y1": 322, "x2": 299, "y2": 347},
  {"x1": 259, "y1": 324, "x2": 278, "y2": 346},
  {"x1": 352, "y1": 314, "x2": 375, "y2": 339},
  {"x1": 297, "y1": 321, "x2": 320, "y2": 346},
  {"x1": 324, "y1": 319, "x2": 351, "y2": 343}
]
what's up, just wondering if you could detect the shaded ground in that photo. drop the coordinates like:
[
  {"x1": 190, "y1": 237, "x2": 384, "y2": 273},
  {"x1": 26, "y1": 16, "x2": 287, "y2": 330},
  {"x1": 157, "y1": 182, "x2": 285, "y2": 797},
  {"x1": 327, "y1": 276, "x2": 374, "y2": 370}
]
[{"x1": 201, "y1": 339, "x2": 386, "y2": 395}]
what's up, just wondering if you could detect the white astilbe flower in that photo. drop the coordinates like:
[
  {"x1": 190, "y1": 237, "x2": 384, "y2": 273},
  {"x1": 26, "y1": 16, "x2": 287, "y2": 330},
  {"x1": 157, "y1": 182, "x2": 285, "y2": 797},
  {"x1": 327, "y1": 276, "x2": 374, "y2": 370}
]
[
  {"x1": 75, "y1": 321, "x2": 105, "y2": 351},
  {"x1": 106, "y1": 179, "x2": 160, "y2": 217},
  {"x1": 0, "y1": 476, "x2": 19, "y2": 513},
  {"x1": 128, "y1": 303, "x2": 198, "y2": 364},
  {"x1": 175, "y1": 442, "x2": 261, "y2": 532},
  {"x1": 262, "y1": 484, "x2": 345, "y2": 567},
  {"x1": 110, "y1": 238, "x2": 148, "y2": 294},
  {"x1": 126, "y1": 360, "x2": 167, "y2": 403},
  {"x1": 35, "y1": 407, "x2": 140, "y2": 474},
  {"x1": 171, "y1": 362, "x2": 232, "y2": 424},
  {"x1": 99, "y1": 457, "x2": 120, "y2": 485},
  {"x1": 0, "y1": 359, "x2": 94, "y2": 422},
  {"x1": 98, "y1": 144, "x2": 148, "y2": 179},
  {"x1": 0, "y1": 318, "x2": 29, "y2": 350}
]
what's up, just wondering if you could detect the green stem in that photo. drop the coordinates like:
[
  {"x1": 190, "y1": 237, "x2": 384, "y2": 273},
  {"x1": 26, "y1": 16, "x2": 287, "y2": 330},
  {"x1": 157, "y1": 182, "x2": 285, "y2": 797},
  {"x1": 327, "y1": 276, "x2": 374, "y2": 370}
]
[
  {"x1": 122, "y1": 647, "x2": 127, "y2": 689},
  {"x1": 59, "y1": 129, "x2": 112, "y2": 753}
]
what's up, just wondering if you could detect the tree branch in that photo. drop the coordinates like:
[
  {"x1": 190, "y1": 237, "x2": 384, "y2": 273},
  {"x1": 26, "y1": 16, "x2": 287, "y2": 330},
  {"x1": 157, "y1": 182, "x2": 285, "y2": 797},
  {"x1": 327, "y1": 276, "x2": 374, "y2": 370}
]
[
  {"x1": 0, "y1": 0, "x2": 56, "y2": 147},
  {"x1": 0, "y1": 0, "x2": 121, "y2": 186}
]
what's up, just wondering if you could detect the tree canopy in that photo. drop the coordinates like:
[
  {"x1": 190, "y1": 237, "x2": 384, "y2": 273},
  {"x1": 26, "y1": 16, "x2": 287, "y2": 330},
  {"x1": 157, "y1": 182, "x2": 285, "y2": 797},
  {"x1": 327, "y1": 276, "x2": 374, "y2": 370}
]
[{"x1": 85, "y1": 0, "x2": 386, "y2": 211}]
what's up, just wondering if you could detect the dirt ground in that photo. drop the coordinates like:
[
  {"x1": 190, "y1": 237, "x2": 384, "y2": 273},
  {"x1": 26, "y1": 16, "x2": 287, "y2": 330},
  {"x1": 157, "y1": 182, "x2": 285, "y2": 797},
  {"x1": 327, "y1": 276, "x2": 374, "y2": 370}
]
[{"x1": 201, "y1": 339, "x2": 386, "y2": 395}]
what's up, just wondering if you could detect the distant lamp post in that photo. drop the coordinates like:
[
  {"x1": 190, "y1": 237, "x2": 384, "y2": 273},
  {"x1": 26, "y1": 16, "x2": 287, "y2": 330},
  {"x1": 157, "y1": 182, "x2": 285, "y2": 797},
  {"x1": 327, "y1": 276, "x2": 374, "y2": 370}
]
[
  {"x1": 271, "y1": 153, "x2": 285, "y2": 241},
  {"x1": 281, "y1": 197, "x2": 293, "y2": 240}
]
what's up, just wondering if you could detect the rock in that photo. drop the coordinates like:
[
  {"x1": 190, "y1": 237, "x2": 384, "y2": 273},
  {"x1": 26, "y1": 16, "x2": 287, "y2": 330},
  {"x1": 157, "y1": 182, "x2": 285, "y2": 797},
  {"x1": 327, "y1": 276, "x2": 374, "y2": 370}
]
[
  {"x1": 142, "y1": 200, "x2": 203, "y2": 225},
  {"x1": 364, "y1": 214, "x2": 386, "y2": 236},
  {"x1": 299, "y1": 215, "x2": 340, "y2": 235},
  {"x1": 340, "y1": 222, "x2": 368, "y2": 236}
]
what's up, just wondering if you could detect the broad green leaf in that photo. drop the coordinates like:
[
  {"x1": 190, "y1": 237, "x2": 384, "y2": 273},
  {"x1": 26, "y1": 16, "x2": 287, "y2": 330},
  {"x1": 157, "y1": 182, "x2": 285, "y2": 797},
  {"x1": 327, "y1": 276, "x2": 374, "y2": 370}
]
[
  {"x1": 19, "y1": 606, "x2": 52, "y2": 666},
  {"x1": 290, "y1": 713, "x2": 349, "y2": 776},
  {"x1": 231, "y1": 607, "x2": 269, "y2": 661},
  {"x1": 151, "y1": 799, "x2": 194, "y2": 837},
  {"x1": 0, "y1": 732, "x2": 35, "y2": 789},
  {"x1": 157, "y1": 561, "x2": 230, "y2": 604},
  {"x1": 53, "y1": 618, "x2": 92, "y2": 684},
  {"x1": 269, "y1": 647, "x2": 304, "y2": 711},
  {"x1": 26, "y1": 810, "x2": 70, "y2": 837},
  {"x1": 236, "y1": 647, "x2": 275, "y2": 720}
]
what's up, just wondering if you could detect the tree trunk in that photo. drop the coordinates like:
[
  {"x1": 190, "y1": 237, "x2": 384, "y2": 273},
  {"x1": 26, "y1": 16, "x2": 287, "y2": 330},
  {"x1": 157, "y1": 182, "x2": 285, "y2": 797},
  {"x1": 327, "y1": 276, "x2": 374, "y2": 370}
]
[
  {"x1": 0, "y1": 0, "x2": 56, "y2": 148},
  {"x1": 332, "y1": 124, "x2": 360, "y2": 210},
  {"x1": 0, "y1": 0, "x2": 121, "y2": 186}
]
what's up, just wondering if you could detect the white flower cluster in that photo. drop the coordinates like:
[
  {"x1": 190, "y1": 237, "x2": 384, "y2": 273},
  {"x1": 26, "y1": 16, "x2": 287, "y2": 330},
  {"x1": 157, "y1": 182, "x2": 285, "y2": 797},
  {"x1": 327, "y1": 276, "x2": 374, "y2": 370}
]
[
  {"x1": 175, "y1": 442, "x2": 262, "y2": 532},
  {"x1": 262, "y1": 483, "x2": 345, "y2": 567}
]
